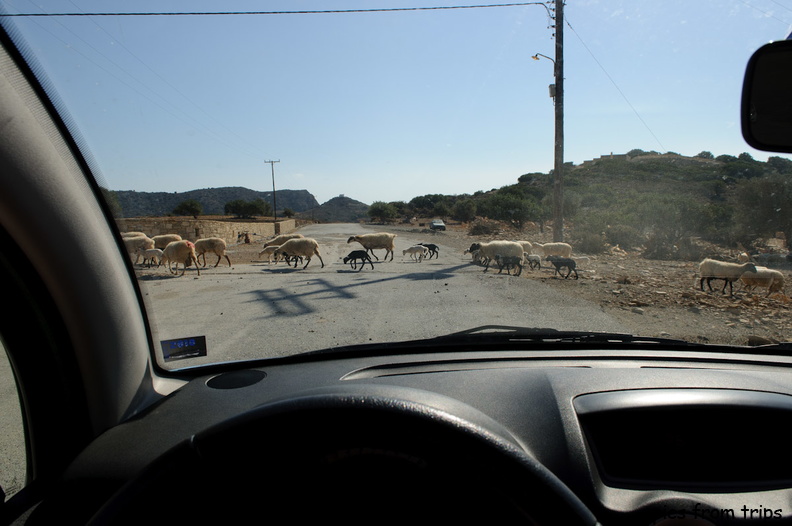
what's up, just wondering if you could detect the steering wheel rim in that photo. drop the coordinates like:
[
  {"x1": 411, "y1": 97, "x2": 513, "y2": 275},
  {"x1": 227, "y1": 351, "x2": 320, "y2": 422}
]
[{"x1": 89, "y1": 385, "x2": 598, "y2": 525}]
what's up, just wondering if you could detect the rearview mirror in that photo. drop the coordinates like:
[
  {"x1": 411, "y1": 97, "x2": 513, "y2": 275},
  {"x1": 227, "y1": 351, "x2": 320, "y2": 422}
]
[{"x1": 742, "y1": 40, "x2": 792, "y2": 153}]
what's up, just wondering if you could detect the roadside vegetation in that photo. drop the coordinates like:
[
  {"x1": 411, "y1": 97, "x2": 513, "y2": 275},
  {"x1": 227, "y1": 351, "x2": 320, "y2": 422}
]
[{"x1": 369, "y1": 149, "x2": 792, "y2": 260}]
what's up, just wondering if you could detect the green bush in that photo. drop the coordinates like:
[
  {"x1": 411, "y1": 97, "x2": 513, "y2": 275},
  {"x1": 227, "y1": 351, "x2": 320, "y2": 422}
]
[{"x1": 468, "y1": 219, "x2": 500, "y2": 237}]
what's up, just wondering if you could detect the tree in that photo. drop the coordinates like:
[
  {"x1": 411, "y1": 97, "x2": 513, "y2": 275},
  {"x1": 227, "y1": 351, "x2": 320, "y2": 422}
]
[
  {"x1": 368, "y1": 201, "x2": 397, "y2": 223},
  {"x1": 694, "y1": 151, "x2": 714, "y2": 160},
  {"x1": 767, "y1": 156, "x2": 792, "y2": 174},
  {"x1": 409, "y1": 194, "x2": 447, "y2": 215},
  {"x1": 480, "y1": 194, "x2": 538, "y2": 231},
  {"x1": 225, "y1": 198, "x2": 272, "y2": 218},
  {"x1": 173, "y1": 199, "x2": 202, "y2": 217},
  {"x1": 732, "y1": 173, "x2": 792, "y2": 241},
  {"x1": 451, "y1": 199, "x2": 477, "y2": 222},
  {"x1": 282, "y1": 208, "x2": 295, "y2": 218}
]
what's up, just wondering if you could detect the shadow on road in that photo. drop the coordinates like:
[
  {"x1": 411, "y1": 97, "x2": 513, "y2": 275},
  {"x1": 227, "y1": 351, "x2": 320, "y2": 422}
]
[{"x1": 247, "y1": 263, "x2": 470, "y2": 319}]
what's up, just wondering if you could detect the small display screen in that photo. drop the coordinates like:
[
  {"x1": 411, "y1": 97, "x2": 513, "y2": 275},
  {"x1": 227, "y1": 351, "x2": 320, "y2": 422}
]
[{"x1": 161, "y1": 336, "x2": 207, "y2": 362}]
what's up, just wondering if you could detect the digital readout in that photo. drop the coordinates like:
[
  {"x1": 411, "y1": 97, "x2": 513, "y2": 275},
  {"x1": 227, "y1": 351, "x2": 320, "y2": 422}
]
[{"x1": 160, "y1": 336, "x2": 207, "y2": 361}]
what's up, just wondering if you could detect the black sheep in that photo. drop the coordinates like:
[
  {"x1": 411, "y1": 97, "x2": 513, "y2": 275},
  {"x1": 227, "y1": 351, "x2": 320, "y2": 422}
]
[
  {"x1": 343, "y1": 250, "x2": 374, "y2": 271},
  {"x1": 545, "y1": 255, "x2": 578, "y2": 279}
]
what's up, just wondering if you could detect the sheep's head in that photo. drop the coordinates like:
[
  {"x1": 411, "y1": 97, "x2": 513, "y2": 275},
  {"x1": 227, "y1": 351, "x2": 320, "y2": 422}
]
[
  {"x1": 468, "y1": 243, "x2": 481, "y2": 252},
  {"x1": 347, "y1": 236, "x2": 358, "y2": 244}
]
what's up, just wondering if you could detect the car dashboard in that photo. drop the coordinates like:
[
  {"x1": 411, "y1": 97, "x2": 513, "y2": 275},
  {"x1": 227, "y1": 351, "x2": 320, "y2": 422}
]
[{"x1": 26, "y1": 346, "x2": 792, "y2": 526}]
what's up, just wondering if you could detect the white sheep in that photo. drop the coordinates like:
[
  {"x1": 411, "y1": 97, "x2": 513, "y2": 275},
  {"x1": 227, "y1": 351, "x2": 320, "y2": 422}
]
[
  {"x1": 136, "y1": 247, "x2": 163, "y2": 268},
  {"x1": 517, "y1": 241, "x2": 535, "y2": 254},
  {"x1": 151, "y1": 234, "x2": 182, "y2": 250},
  {"x1": 466, "y1": 241, "x2": 524, "y2": 271},
  {"x1": 258, "y1": 245, "x2": 282, "y2": 263},
  {"x1": 532, "y1": 242, "x2": 573, "y2": 258},
  {"x1": 403, "y1": 245, "x2": 428, "y2": 262},
  {"x1": 699, "y1": 258, "x2": 757, "y2": 296},
  {"x1": 740, "y1": 266, "x2": 786, "y2": 296},
  {"x1": 194, "y1": 237, "x2": 231, "y2": 267},
  {"x1": 737, "y1": 252, "x2": 751, "y2": 263},
  {"x1": 161, "y1": 240, "x2": 200, "y2": 276},
  {"x1": 276, "y1": 238, "x2": 324, "y2": 269},
  {"x1": 121, "y1": 231, "x2": 147, "y2": 238},
  {"x1": 262, "y1": 233, "x2": 304, "y2": 248},
  {"x1": 347, "y1": 233, "x2": 397, "y2": 261},
  {"x1": 123, "y1": 235, "x2": 155, "y2": 264}
]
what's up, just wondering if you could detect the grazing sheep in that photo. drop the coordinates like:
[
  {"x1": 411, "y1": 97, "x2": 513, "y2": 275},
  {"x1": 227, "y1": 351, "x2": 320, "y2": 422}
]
[
  {"x1": 737, "y1": 252, "x2": 752, "y2": 263},
  {"x1": 343, "y1": 250, "x2": 374, "y2": 270},
  {"x1": 467, "y1": 241, "x2": 524, "y2": 271},
  {"x1": 194, "y1": 237, "x2": 231, "y2": 267},
  {"x1": 740, "y1": 266, "x2": 786, "y2": 296},
  {"x1": 262, "y1": 233, "x2": 305, "y2": 248},
  {"x1": 151, "y1": 234, "x2": 183, "y2": 250},
  {"x1": 161, "y1": 240, "x2": 200, "y2": 277},
  {"x1": 532, "y1": 242, "x2": 573, "y2": 258},
  {"x1": 347, "y1": 233, "x2": 398, "y2": 261},
  {"x1": 277, "y1": 238, "x2": 324, "y2": 269},
  {"x1": 495, "y1": 254, "x2": 523, "y2": 276},
  {"x1": 418, "y1": 243, "x2": 440, "y2": 259},
  {"x1": 136, "y1": 247, "x2": 163, "y2": 268},
  {"x1": 123, "y1": 235, "x2": 155, "y2": 263},
  {"x1": 258, "y1": 245, "x2": 282, "y2": 263},
  {"x1": 545, "y1": 255, "x2": 578, "y2": 279},
  {"x1": 699, "y1": 258, "x2": 758, "y2": 296},
  {"x1": 403, "y1": 245, "x2": 429, "y2": 262}
]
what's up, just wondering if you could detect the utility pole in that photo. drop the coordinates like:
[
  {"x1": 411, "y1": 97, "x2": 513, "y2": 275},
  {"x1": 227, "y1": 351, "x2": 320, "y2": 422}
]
[
  {"x1": 265, "y1": 160, "x2": 280, "y2": 222},
  {"x1": 552, "y1": 0, "x2": 565, "y2": 242}
]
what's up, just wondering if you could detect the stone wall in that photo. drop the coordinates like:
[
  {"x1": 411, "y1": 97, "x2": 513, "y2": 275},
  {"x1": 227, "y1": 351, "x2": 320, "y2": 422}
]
[{"x1": 115, "y1": 218, "x2": 297, "y2": 244}]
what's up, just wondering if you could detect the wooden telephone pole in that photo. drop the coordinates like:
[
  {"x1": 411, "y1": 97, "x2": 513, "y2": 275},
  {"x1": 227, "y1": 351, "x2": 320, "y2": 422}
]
[
  {"x1": 552, "y1": 0, "x2": 565, "y2": 242},
  {"x1": 265, "y1": 160, "x2": 280, "y2": 221}
]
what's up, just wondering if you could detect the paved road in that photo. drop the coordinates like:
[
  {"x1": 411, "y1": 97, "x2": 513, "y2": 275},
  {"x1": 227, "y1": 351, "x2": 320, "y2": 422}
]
[
  {"x1": 0, "y1": 223, "x2": 629, "y2": 494},
  {"x1": 140, "y1": 223, "x2": 628, "y2": 368}
]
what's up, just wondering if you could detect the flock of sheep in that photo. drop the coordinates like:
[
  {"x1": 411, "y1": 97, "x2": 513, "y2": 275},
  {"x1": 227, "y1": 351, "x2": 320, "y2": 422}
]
[
  {"x1": 464, "y1": 240, "x2": 578, "y2": 279},
  {"x1": 460, "y1": 238, "x2": 786, "y2": 297},
  {"x1": 258, "y1": 232, "x2": 404, "y2": 269},
  {"x1": 121, "y1": 232, "x2": 230, "y2": 276},
  {"x1": 699, "y1": 257, "x2": 785, "y2": 297},
  {"x1": 121, "y1": 229, "x2": 787, "y2": 298}
]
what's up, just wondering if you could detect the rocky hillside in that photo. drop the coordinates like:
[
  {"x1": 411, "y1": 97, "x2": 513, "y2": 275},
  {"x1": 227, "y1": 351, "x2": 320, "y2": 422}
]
[
  {"x1": 112, "y1": 187, "x2": 319, "y2": 218},
  {"x1": 297, "y1": 195, "x2": 370, "y2": 223}
]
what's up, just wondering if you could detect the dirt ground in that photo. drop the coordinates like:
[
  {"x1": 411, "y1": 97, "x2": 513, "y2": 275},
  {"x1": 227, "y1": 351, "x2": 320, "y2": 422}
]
[{"x1": 224, "y1": 222, "x2": 792, "y2": 346}]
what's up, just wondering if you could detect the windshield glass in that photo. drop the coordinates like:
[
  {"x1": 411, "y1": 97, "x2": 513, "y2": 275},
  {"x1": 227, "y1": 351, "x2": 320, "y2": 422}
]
[{"x1": 3, "y1": 1, "x2": 791, "y2": 369}]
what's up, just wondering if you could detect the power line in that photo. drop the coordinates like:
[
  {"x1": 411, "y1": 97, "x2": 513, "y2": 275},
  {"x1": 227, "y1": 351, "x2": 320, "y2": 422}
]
[
  {"x1": 0, "y1": 3, "x2": 549, "y2": 17},
  {"x1": 565, "y1": 17, "x2": 667, "y2": 153}
]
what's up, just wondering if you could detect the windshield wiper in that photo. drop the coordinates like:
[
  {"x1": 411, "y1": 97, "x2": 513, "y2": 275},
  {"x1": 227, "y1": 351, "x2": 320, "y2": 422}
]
[
  {"x1": 278, "y1": 325, "x2": 792, "y2": 366},
  {"x1": 428, "y1": 325, "x2": 697, "y2": 346}
]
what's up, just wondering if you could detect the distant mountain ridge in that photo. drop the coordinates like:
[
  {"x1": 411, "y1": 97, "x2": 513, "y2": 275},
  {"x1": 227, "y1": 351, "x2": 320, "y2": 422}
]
[
  {"x1": 297, "y1": 195, "x2": 370, "y2": 223},
  {"x1": 113, "y1": 187, "x2": 320, "y2": 218}
]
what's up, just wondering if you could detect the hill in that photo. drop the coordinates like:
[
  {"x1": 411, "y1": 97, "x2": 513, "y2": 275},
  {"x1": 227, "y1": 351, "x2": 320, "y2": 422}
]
[
  {"x1": 297, "y1": 195, "x2": 370, "y2": 223},
  {"x1": 112, "y1": 187, "x2": 319, "y2": 218}
]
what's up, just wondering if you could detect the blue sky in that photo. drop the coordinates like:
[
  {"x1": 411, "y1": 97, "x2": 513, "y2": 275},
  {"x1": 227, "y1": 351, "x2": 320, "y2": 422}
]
[{"x1": 3, "y1": 1, "x2": 792, "y2": 205}]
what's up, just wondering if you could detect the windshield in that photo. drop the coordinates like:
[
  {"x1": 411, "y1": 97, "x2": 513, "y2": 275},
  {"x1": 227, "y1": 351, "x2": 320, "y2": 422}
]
[{"x1": 3, "y1": 1, "x2": 791, "y2": 369}]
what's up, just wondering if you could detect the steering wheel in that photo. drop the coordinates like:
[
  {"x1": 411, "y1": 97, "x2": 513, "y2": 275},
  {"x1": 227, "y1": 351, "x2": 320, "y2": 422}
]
[{"x1": 88, "y1": 385, "x2": 599, "y2": 525}]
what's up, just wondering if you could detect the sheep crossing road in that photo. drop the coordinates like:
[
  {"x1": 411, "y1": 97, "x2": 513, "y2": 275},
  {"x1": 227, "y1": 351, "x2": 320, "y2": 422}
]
[{"x1": 140, "y1": 223, "x2": 628, "y2": 367}]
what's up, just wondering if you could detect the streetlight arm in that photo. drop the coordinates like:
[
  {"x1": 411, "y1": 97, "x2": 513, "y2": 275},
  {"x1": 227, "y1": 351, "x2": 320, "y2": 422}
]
[{"x1": 531, "y1": 52, "x2": 555, "y2": 64}]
